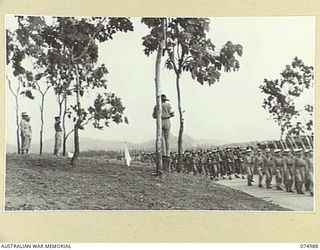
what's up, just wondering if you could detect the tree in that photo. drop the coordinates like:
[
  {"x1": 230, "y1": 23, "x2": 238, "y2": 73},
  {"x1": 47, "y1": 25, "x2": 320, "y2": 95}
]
[
  {"x1": 14, "y1": 16, "x2": 53, "y2": 155},
  {"x1": 6, "y1": 30, "x2": 26, "y2": 154},
  {"x1": 260, "y1": 57, "x2": 314, "y2": 140},
  {"x1": 142, "y1": 18, "x2": 243, "y2": 171},
  {"x1": 141, "y1": 18, "x2": 166, "y2": 176},
  {"x1": 40, "y1": 17, "x2": 133, "y2": 164}
]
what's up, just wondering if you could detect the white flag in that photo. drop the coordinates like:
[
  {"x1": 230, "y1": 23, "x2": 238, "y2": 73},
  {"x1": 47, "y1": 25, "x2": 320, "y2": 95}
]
[{"x1": 124, "y1": 142, "x2": 132, "y2": 166}]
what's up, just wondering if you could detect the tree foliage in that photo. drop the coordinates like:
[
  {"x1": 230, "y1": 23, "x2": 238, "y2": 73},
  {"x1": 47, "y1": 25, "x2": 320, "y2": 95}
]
[{"x1": 260, "y1": 57, "x2": 314, "y2": 138}]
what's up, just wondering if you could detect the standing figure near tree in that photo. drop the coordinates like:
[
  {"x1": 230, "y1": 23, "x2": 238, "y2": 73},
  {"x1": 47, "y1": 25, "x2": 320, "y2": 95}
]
[
  {"x1": 20, "y1": 112, "x2": 32, "y2": 154},
  {"x1": 54, "y1": 116, "x2": 63, "y2": 157},
  {"x1": 152, "y1": 94, "x2": 174, "y2": 157}
]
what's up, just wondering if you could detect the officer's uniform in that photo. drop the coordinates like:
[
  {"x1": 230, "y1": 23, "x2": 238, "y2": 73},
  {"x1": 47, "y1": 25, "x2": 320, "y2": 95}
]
[
  {"x1": 20, "y1": 114, "x2": 32, "y2": 154},
  {"x1": 274, "y1": 150, "x2": 283, "y2": 190},
  {"x1": 304, "y1": 150, "x2": 313, "y2": 196},
  {"x1": 54, "y1": 117, "x2": 63, "y2": 156},
  {"x1": 152, "y1": 95, "x2": 174, "y2": 157},
  {"x1": 263, "y1": 150, "x2": 274, "y2": 189},
  {"x1": 294, "y1": 149, "x2": 306, "y2": 194},
  {"x1": 254, "y1": 151, "x2": 264, "y2": 188},
  {"x1": 244, "y1": 149, "x2": 254, "y2": 186},
  {"x1": 282, "y1": 150, "x2": 294, "y2": 192}
]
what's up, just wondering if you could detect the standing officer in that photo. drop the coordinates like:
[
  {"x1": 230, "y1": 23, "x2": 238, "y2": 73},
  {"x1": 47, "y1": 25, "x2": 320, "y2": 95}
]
[
  {"x1": 54, "y1": 116, "x2": 63, "y2": 157},
  {"x1": 152, "y1": 94, "x2": 174, "y2": 157},
  {"x1": 20, "y1": 112, "x2": 32, "y2": 154}
]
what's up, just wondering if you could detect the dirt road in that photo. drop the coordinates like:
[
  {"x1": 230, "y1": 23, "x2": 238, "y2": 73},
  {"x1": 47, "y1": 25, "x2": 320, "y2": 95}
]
[{"x1": 217, "y1": 176, "x2": 314, "y2": 211}]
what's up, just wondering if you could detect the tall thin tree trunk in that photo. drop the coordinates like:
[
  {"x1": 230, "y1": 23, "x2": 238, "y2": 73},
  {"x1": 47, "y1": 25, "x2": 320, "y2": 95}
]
[
  {"x1": 176, "y1": 74, "x2": 184, "y2": 172},
  {"x1": 154, "y1": 19, "x2": 166, "y2": 176},
  {"x1": 39, "y1": 94, "x2": 45, "y2": 155},
  {"x1": 62, "y1": 95, "x2": 67, "y2": 156},
  {"x1": 7, "y1": 75, "x2": 21, "y2": 154},
  {"x1": 71, "y1": 65, "x2": 81, "y2": 165},
  {"x1": 15, "y1": 96, "x2": 20, "y2": 154}
]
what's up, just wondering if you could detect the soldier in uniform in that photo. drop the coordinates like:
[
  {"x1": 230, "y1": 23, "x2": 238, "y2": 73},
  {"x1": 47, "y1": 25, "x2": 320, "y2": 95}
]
[
  {"x1": 152, "y1": 94, "x2": 174, "y2": 160},
  {"x1": 244, "y1": 148, "x2": 254, "y2": 186},
  {"x1": 263, "y1": 148, "x2": 274, "y2": 189},
  {"x1": 233, "y1": 148, "x2": 241, "y2": 178},
  {"x1": 293, "y1": 148, "x2": 306, "y2": 194},
  {"x1": 20, "y1": 112, "x2": 32, "y2": 154},
  {"x1": 254, "y1": 149, "x2": 264, "y2": 188},
  {"x1": 226, "y1": 149, "x2": 234, "y2": 180},
  {"x1": 239, "y1": 148, "x2": 246, "y2": 179},
  {"x1": 304, "y1": 149, "x2": 313, "y2": 196},
  {"x1": 273, "y1": 149, "x2": 283, "y2": 190},
  {"x1": 282, "y1": 148, "x2": 294, "y2": 193},
  {"x1": 54, "y1": 116, "x2": 63, "y2": 157},
  {"x1": 219, "y1": 150, "x2": 226, "y2": 179}
]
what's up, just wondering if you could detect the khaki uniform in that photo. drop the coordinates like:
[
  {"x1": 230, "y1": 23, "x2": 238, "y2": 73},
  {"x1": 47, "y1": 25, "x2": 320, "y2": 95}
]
[
  {"x1": 244, "y1": 154, "x2": 254, "y2": 186},
  {"x1": 20, "y1": 118, "x2": 32, "y2": 153},
  {"x1": 54, "y1": 120, "x2": 63, "y2": 155},
  {"x1": 263, "y1": 155, "x2": 274, "y2": 189},
  {"x1": 294, "y1": 156, "x2": 306, "y2": 194},
  {"x1": 305, "y1": 155, "x2": 313, "y2": 195},
  {"x1": 153, "y1": 102, "x2": 174, "y2": 157},
  {"x1": 283, "y1": 155, "x2": 294, "y2": 192},
  {"x1": 274, "y1": 156, "x2": 283, "y2": 189},
  {"x1": 255, "y1": 154, "x2": 264, "y2": 186}
]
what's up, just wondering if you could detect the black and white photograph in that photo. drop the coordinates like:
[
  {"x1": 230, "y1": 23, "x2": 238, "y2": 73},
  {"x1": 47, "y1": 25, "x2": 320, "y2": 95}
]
[{"x1": 5, "y1": 15, "x2": 315, "y2": 211}]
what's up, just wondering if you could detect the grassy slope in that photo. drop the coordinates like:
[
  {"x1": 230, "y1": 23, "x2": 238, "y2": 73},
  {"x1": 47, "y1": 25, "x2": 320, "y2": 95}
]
[{"x1": 5, "y1": 154, "x2": 288, "y2": 211}]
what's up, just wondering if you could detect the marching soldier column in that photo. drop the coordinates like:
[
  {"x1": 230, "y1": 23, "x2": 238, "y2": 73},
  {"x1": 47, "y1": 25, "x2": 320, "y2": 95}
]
[{"x1": 136, "y1": 144, "x2": 314, "y2": 197}]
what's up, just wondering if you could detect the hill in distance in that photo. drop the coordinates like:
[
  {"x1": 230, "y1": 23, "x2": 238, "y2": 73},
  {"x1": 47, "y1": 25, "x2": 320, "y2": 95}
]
[{"x1": 6, "y1": 133, "x2": 228, "y2": 153}]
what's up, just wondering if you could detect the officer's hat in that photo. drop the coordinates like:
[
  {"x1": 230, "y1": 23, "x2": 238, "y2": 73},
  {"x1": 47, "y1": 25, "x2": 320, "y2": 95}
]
[
  {"x1": 21, "y1": 112, "x2": 28, "y2": 116},
  {"x1": 283, "y1": 148, "x2": 290, "y2": 153},
  {"x1": 265, "y1": 148, "x2": 271, "y2": 152},
  {"x1": 246, "y1": 148, "x2": 252, "y2": 153},
  {"x1": 161, "y1": 94, "x2": 169, "y2": 101},
  {"x1": 274, "y1": 149, "x2": 281, "y2": 153},
  {"x1": 293, "y1": 148, "x2": 302, "y2": 153},
  {"x1": 304, "y1": 149, "x2": 311, "y2": 153}
]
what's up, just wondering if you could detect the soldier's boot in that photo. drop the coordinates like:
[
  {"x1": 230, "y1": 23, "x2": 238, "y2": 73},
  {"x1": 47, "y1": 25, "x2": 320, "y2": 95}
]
[
  {"x1": 310, "y1": 192, "x2": 314, "y2": 197},
  {"x1": 305, "y1": 180, "x2": 310, "y2": 192}
]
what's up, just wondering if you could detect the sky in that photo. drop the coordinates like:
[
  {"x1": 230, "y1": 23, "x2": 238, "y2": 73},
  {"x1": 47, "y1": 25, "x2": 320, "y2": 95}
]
[{"x1": 5, "y1": 16, "x2": 315, "y2": 147}]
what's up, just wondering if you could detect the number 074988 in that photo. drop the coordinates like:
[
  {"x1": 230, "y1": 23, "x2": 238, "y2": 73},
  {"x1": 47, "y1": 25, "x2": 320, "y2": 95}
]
[{"x1": 300, "y1": 244, "x2": 319, "y2": 248}]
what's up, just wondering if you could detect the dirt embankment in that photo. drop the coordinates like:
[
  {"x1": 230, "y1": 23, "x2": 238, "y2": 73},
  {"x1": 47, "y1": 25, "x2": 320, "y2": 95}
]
[{"x1": 5, "y1": 154, "x2": 288, "y2": 211}]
